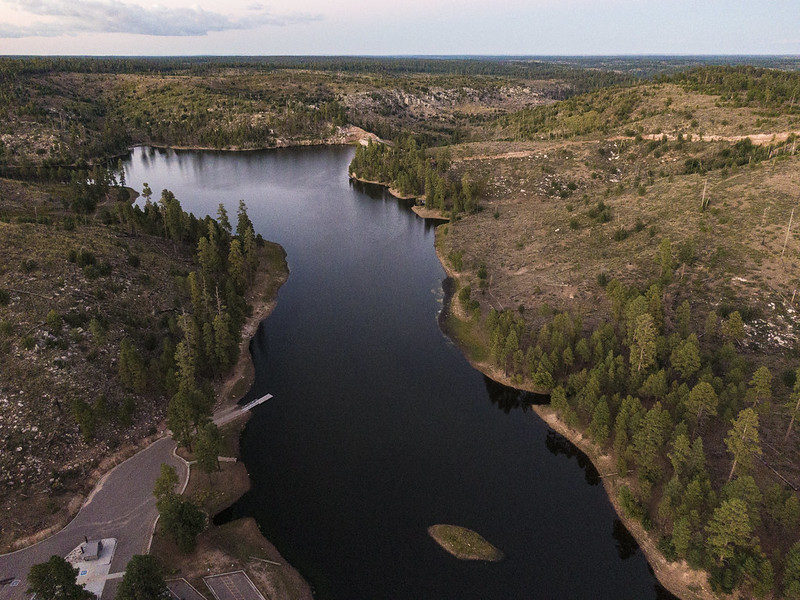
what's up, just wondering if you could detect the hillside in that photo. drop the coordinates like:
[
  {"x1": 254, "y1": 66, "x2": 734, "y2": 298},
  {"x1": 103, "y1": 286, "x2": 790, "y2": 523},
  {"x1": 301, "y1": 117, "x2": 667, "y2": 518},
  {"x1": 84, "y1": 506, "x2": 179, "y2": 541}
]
[{"x1": 407, "y1": 74, "x2": 800, "y2": 598}]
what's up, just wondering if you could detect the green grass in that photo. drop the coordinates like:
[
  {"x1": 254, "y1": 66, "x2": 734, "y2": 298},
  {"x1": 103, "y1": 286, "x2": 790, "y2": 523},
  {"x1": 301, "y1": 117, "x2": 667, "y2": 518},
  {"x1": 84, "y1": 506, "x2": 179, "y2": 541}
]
[
  {"x1": 428, "y1": 524, "x2": 504, "y2": 562},
  {"x1": 444, "y1": 310, "x2": 489, "y2": 363}
]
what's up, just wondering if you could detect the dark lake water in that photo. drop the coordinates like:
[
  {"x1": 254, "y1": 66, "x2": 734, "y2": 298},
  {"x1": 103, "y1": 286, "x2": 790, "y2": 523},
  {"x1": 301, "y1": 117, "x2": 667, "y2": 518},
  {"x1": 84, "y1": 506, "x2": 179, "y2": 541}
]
[{"x1": 124, "y1": 145, "x2": 674, "y2": 600}]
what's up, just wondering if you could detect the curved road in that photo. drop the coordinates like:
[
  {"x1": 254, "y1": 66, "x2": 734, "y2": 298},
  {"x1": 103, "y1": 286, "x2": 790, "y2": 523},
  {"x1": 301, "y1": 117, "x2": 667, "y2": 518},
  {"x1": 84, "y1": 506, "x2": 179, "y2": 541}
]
[{"x1": 0, "y1": 436, "x2": 188, "y2": 600}]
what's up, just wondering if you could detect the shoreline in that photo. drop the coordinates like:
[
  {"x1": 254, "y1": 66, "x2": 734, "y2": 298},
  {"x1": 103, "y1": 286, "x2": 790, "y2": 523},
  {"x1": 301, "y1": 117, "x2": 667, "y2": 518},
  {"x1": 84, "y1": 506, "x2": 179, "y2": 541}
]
[
  {"x1": 348, "y1": 172, "x2": 419, "y2": 201},
  {"x1": 154, "y1": 239, "x2": 314, "y2": 598},
  {"x1": 214, "y1": 241, "x2": 289, "y2": 413},
  {"x1": 133, "y1": 125, "x2": 381, "y2": 156},
  {"x1": 428, "y1": 225, "x2": 717, "y2": 600}
]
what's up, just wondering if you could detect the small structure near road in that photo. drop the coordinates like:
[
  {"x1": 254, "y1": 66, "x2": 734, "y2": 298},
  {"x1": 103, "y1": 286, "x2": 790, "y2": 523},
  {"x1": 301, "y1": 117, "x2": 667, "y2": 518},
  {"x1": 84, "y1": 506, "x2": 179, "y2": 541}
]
[
  {"x1": 66, "y1": 538, "x2": 117, "y2": 599},
  {"x1": 80, "y1": 539, "x2": 103, "y2": 561}
]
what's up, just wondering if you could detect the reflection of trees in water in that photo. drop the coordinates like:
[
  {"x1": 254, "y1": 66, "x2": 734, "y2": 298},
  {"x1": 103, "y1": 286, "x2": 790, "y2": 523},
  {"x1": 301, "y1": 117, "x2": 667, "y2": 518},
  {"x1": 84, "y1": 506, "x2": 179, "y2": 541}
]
[
  {"x1": 544, "y1": 429, "x2": 600, "y2": 486},
  {"x1": 483, "y1": 376, "x2": 548, "y2": 414},
  {"x1": 612, "y1": 518, "x2": 639, "y2": 560}
]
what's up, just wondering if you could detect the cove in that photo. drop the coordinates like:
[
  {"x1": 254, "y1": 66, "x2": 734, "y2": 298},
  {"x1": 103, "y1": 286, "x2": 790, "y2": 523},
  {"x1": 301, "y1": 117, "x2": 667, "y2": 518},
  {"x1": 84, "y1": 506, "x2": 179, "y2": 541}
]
[{"x1": 123, "y1": 145, "x2": 675, "y2": 600}]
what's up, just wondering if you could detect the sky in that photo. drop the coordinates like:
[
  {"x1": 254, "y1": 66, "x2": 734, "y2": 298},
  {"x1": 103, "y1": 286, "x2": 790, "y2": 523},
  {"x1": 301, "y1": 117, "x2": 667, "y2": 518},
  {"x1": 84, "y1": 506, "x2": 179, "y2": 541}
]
[{"x1": 0, "y1": 0, "x2": 798, "y2": 56}]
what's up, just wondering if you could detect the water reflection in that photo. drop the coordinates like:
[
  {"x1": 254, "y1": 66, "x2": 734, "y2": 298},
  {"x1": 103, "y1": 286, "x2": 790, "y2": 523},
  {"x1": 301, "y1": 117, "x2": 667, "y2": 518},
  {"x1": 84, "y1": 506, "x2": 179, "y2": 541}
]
[
  {"x1": 545, "y1": 429, "x2": 601, "y2": 486},
  {"x1": 612, "y1": 518, "x2": 639, "y2": 560},
  {"x1": 483, "y1": 376, "x2": 548, "y2": 413}
]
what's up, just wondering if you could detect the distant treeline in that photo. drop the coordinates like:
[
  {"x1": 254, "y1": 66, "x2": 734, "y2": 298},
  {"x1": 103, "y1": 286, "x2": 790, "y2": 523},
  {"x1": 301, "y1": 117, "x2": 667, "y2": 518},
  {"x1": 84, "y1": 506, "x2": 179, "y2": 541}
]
[
  {"x1": 668, "y1": 65, "x2": 800, "y2": 112},
  {"x1": 0, "y1": 56, "x2": 632, "y2": 94}
]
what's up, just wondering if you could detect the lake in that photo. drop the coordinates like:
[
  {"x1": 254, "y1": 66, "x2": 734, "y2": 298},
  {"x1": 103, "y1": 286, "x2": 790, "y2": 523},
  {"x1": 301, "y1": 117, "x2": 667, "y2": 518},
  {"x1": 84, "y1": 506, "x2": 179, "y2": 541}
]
[{"x1": 124, "y1": 145, "x2": 673, "y2": 599}]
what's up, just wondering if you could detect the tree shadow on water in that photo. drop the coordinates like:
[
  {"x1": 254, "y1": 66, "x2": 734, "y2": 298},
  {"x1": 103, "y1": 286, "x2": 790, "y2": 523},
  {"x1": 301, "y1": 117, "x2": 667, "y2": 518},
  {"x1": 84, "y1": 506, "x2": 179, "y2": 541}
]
[
  {"x1": 544, "y1": 429, "x2": 600, "y2": 486},
  {"x1": 484, "y1": 375, "x2": 549, "y2": 414}
]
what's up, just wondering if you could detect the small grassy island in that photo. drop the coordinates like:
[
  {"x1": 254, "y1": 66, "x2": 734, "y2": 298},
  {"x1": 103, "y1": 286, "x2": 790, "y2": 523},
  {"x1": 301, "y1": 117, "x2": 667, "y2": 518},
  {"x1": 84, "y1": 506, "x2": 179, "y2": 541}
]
[{"x1": 428, "y1": 525, "x2": 505, "y2": 562}]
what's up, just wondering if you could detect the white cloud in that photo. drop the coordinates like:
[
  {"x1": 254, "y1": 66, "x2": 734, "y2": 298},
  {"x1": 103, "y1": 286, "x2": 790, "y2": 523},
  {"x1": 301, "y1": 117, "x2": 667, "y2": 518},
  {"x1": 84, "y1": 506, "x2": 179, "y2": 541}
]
[{"x1": 0, "y1": 0, "x2": 321, "y2": 38}]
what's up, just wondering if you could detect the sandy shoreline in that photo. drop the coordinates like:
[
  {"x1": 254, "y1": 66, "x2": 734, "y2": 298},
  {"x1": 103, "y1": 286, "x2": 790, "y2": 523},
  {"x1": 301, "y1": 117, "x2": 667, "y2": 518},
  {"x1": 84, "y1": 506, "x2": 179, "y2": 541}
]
[{"x1": 348, "y1": 172, "x2": 419, "y2": 201}]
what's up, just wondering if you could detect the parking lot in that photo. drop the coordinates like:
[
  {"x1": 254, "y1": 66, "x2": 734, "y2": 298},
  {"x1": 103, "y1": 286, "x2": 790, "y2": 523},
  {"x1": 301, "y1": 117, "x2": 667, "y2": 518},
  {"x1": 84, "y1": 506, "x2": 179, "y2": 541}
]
[{"x1": 204, "y1": 572, "x2": 266, "y2": 600}]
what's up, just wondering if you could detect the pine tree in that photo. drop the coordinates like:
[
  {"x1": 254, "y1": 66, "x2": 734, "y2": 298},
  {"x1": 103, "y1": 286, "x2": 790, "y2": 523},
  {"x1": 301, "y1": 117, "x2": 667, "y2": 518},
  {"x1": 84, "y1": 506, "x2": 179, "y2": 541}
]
[
  {"x1": 632, "y1": 401, "x2": 671, "y2": 483},
  {"x1": 722, "y1": 311, "x2": 745, "y2": 346},
  {"x1": 686, "y1": 381, "x2": 718, "y2": 428},
  {"x1": 670, "y1": 335, "x2": 701, "y2": 380},
  {"x1": 668, "y1": 433, "x2": 692, "y2": 481},
  {"x1": 195, "y1": 422, "x2": 223, "y2": 475},
  {"x1": 236, "y1": 199, "x2": 253, "y2": 239},
  {"x1": 705, "y1": 498, "x2": 753, "y2": 563},
  {"x1": 217, "y1": 203, "x2": 232, "y2": 237},
  {"x1": 157, "y1": 493, "x2": 205, "y2": 554},
  {"x1": 153, "y1": 464, "x2": 180, "y2": 500},
  {"x1": 242, "y1": 224, "x2": 258, "y2": 284},
  {"x1": 27, "y1": 556, "x2": 93, "y2": 600},
  {"x1": 676, "y1": 300, "x2": 692, "y2": 338},
  {"x1": 589, "y1": 397, "x2": 611, "y2": 445},
  {"x1": 213, "y1": 312, "x2": 237, "y2": 372},
  {"x1": 784, "y1": 541, "x2": 800, "y2": 598},
  {"x1": 119, "y1": 337, "x2": 146, "y2": 393},
  {"x1": 117, "y1": 555, "x2": 167, "y2": 600},
  {"x1": 141, "y1": 182, "x2": 152, "y2": 204},
  {"x1": 748, "y1": 366, "x2": 772, "y2": 408},
  {"x1": 227, "y1": 239, "x2": 247, "y2": 294},
  {"x1": 725, "y1": 408, "x2": 762, "y2": 481},
  {"x1": 657, "y1": 238, "x2": 673, "y2": 285},
  {"x1": 630, "y1": 313, "x2": 656, "y2": 372}
]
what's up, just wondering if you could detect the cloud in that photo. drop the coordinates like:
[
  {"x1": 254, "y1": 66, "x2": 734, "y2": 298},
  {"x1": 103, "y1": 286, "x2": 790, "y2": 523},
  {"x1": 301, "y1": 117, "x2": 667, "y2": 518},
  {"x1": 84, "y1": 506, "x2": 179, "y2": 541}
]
[{"x1": 0, "y1": 0, "x2": 321, "y2": 38}]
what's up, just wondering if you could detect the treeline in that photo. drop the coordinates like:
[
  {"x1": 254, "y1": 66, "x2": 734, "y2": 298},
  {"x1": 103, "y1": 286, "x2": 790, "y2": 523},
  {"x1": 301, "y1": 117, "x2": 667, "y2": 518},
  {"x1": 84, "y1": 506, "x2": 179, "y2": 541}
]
[
  {"x1": 669, "y1": 66, "x2": 800, "y2": 112},
  {"x1": 349, "y1": 138, "x2": 480, "y2": 216},
  {"x1": 164, "y1": 199, "x2": 260, "y2": 452},
  {"x1": 456, "y1": 239, "x2": 800, "y2": 596},
  {"x1": 0, "y1": 56, "x2": 634, "y2": 94}
]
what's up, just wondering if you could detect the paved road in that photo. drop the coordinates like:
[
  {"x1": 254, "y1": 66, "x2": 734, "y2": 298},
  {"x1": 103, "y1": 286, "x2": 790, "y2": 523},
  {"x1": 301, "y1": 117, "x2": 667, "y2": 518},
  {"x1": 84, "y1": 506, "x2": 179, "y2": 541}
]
[{"x1": 0, "y1": 437, "x2": 188, "y2": 600}]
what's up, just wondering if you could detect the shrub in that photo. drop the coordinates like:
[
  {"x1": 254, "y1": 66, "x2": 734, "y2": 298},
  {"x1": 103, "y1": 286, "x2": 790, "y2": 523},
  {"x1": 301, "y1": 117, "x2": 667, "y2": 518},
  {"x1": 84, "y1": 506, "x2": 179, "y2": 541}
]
[
  {"x1": 127, "y1": 254, "x2": 141, "y2": 268},
  {"x1": 448, "y1": 250, "x2": 463, "y2": 271},
  {"x1": 20, "y1": 259, "x2": 37, "y2": 273},
  {"x1": 46, "y1": 310, "x2": 62, "y2": 332},
  {"x1": 76, "y1": 249, "x2": 96, "y2": 268},
  {"x1": 0, "y1": 289, "x2": 9, "y2": 306}
]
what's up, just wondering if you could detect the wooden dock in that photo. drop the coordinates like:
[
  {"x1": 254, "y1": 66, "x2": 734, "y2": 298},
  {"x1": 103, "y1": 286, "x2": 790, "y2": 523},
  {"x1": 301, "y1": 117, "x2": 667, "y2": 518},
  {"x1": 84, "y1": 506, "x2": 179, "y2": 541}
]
[
  {"x1": 213, "y1": 394, "x2": 273, "y2": 426},
  {"x1": 242, "y1": 394, "x2": 273, "y2": 412}
]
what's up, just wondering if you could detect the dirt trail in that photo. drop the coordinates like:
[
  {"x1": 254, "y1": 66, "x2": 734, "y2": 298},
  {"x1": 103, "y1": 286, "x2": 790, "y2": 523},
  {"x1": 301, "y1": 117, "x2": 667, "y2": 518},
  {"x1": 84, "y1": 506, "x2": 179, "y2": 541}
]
[
  {"x1": 455, "y1": 130, "x2": 799, "y2": 163},
  {"x1": 618, "y1": 131, "x2": 800, "y2": 145}
]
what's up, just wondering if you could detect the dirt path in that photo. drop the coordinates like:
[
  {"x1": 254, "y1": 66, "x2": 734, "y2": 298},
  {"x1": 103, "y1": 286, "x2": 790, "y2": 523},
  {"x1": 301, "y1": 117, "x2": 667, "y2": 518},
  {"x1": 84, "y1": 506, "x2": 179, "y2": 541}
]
[
  {"x1": 454, "y1": 130, "x2": 799, "y2": 164},
  {"x1": 617, "y1": 131, "x2": 800, "y2": 145}
]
